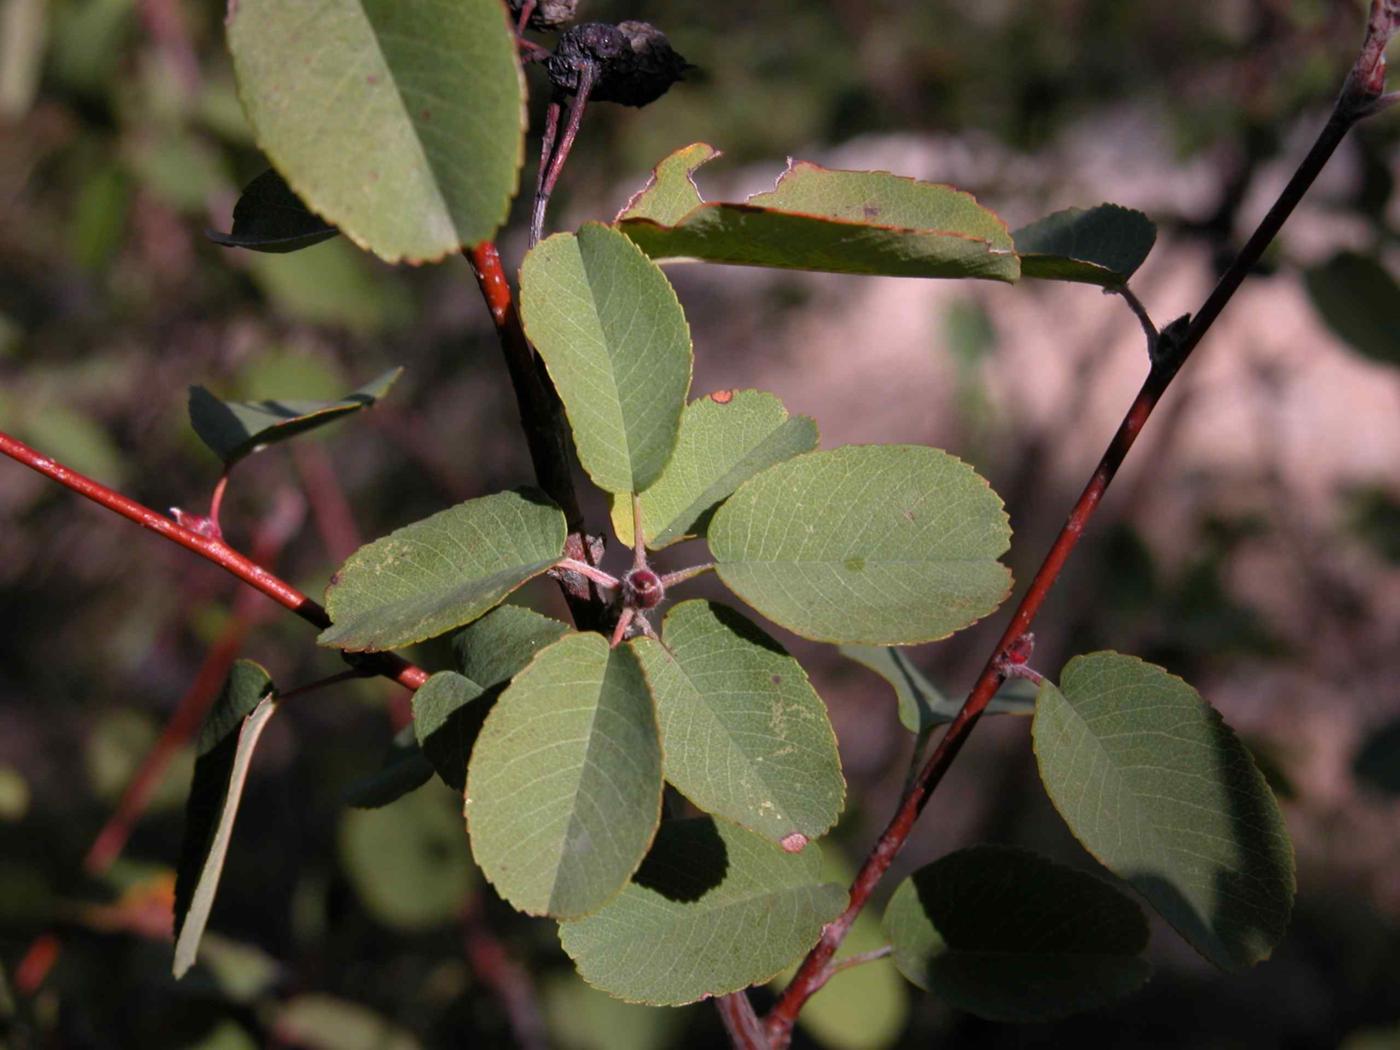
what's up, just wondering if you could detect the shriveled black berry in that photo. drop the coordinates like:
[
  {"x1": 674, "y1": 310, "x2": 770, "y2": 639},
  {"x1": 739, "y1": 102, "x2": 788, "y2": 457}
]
[
  {"x1": 508, "y1": 0, "x2": 579, "y2": 32},
  {"x1": 546, "y1": 21, "x2": 690, "y2": 107}
]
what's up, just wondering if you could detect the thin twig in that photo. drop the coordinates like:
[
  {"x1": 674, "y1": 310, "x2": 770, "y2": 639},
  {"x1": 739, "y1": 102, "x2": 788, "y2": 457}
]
[
  {"x1": 1110, "y1": 283, "x2": 1158, "y2": 348},
  {"x1": 826, "y1": 945, "x2": 893, "y2": 977},
  {"x1": 530, "y1": 97, "x2": 562, "y2": 249},
  {"x1": 463, "y1": 899, "x2": 550, "y2": 1050},
  {"x1": 765, "y1": 44, "x2": 1376, "y2": 1049},
  {"x1": 530, "y1": 68, "x2": 593, "y2": 247},
  {"x1": 554, "y1": 557, "x2": 619, "y2": 591},
  {"x1": 659, "y1": 562, "x2": 716, "y2": 588},
  {"x1": 0, "y1": 429, "x2": 429, "y2": 691},
  {"x1": 715, "y1": 991, "x2": 766, "y2": 1050}
]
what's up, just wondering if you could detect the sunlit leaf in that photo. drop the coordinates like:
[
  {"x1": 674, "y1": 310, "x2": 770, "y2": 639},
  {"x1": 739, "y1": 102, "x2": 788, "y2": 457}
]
[
  {"x1": 883, "y1": 845, "x2": 1150, "y2": 1021},
  {"x1": 559, "y1": 817, "x2": 846, "y2": 1005},
  {"x1": 1013, "y1": 204, "x2": 1157, "y2": 285},
  {"x1": 173, "y1": 661, "x2": 278, "y2": 978},
  {"x1": 840, "y1": 645, "x2": 1034, "y2": 734},
  {"x1": 618, "y1": 148, "x2": 1019, "y2": 282},
  {"x1": 319, "y1": 490, "x2": 567, "y2": 652},
  {"x1": 610, "y1": 390, "x2": 818, "y2": 549},
  {"x1": 710, "y1": 446, "x2": 1012, "y2": 645},
  {"x1": 338, "y1": 783, "x2": 475, "y2": 930},
  {"x1": 207, "y1": 168, "x2": 339, "y2": 253},
  {"x1": 188, "y1": 368, "x2": 401, "y2": 466},
  {"x1": 466, "y1": 634, "x2": 662, "y2": 918},
  {"x1": 633, "y1": 601, "x2": 844, "y2": 846},
  {"x1": 615, "y1": 142, "x2": 717, "y2": 225},
  {"x1": 227, "y1": 0, "x2": 524, "y2": 263},
  {"x1": 1034, "y1": 652, "x2": 1295, "y2": 971},
  {"x1": 520, "y1": 223, "x2": 693, "y2": 495}
]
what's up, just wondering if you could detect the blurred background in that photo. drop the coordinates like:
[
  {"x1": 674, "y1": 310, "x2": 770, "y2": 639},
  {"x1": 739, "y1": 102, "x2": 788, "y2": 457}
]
[{"x1": 1, "y1": 0, "x2": 1398, "y2": 1047}]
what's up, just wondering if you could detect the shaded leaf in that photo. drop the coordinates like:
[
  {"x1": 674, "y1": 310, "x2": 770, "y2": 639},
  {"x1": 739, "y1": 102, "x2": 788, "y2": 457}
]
[
  {"x1": 342, "y1": 724, "x2": 434, "y2": 808},
  {"x1": 189, "y1": 368, "x2": 402, "y2": 466},
  {"x1": 319, "y1": 489, "x2": 567, "y2": 652},
  {"x1": 559, "y1": 817, "x2": 846, "y2": 1005},
  {"x1": 338, "y1": 783, "x2": 475, "y2": 930},
  {"x1": 543, "y1": 972, "x2": 686, "y2": 1050},
  {"x1": 206, "y1": 168, "x2": 339, "y2": 253},
  {"x1": 617, "y1": 149, "x2": 1018, "y2": 282},
  {"x1": 633, "y1": 601, "x2": 844, "y2": 845},
  {"x1": 616, "y1": 142, "x2": 717, "y2": 225},
  {"x1": 883, "y1": 845, "x2": 1150, "y2": 1022},
  {"x1": 1033, "y1": 652, "x2": 1295, "y2": 971},
  {"x1": 520, "y1": 223, "x2": 693, "y2": 495},
  {"x1": 173, "y1": 661, "x2": 278, "y2": 978},
  {"x1": 412, "y1": 671, "x2": 489, "y2": 793},
  {"x1": 1304, "y1": 252, "x2": 1400, "y2": 367},
  {"x1": 1353, "y1": 717, "x2": 1400, "y2": 796},
  {"x1": 466, "y1": 634, "x2": 662, "y2": 918},
  {"x1": 245, "y1": 239, "x2": 413, "y2": 333},
  {"x1": 710, "y1": 446, "x2": 1012, "y2": 645},
  {"x1": 451, "y1": 604, "x2": 571, "y2": 688},
  {"x1": 227, "y1": 0, "x2": 524, "y2": 264},
  {"x1": 610, "y1": 390, "x2": 819, "y2": 549},
  {"x1": 1013, "y1": 204, "x2": 1157, "y2": 285},
  {"x1": 840, "y1": 645, "x2": 1033, "y2": 734}
]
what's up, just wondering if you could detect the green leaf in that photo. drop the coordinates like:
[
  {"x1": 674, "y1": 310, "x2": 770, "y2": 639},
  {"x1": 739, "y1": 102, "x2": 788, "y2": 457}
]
[
  {"x1": 633, "y1": 601, "x2": 844, "y2": 846},
  {"x1": 710, "y1": 446, "x2": 1012, "y2": 645},
  {"x1": 342, "y1": 725, "x2": 434, "y2": 808},
  {"x1": 616, "y1": 142, "x2": 717, "y2": 225},
  {"x1": 617, "y1": 149, "x2": 1019, "y2": 282},
  {"x1": 451, "y1": 604, "x2": 571, "y2": 688},
  {"x1": 273, "y1": 995, "x2": 421, "y2": 1050},
  {"x1": 1013, "y1": 204, "x2": 1157, "y2": 285},
  {"x1": 207, "y1": 168, "x2": 339, "y2": 253},
  {"x1": 245, "y1": 238, "x2": 412, "y2": 333},
  {"x1": 189, "y1": 367, "x2": 402, "y2": 466},
  {"x1": 1033, "y1": 652, "x2": 1295, "y2": 972},
  {"x1": 1303, "y1": 252, "x2": 1400, "y2": 367},
  {"x1": 466, "y1": 633, "x2": 662, "y2": 918},
  {"x1": 409, "y1": 608, "x2": 571, "y2": 793},
  {"x1": 840, "y1": 645, "x2": 1034, "y2": 734},
  {"x1": 883, "y1": 845, "x2": 1151, "y2": 1022},
  {"x1": 319, "y1": 489, "x2": 567, "y2": 652},
  {"x1": 543, "y1": 972, "x2": 686, "y2": 1050},
  {"x1": 610, "y1": 390, "x2": 819, "y2": 549},
  {"x1": 558, "y1": 817, "x2": 846, "y2": 1005},
  {"x1": 173, "y1": 661, "x2": 278, "y2": 978},
  {"x1": 520, "y1": 223, "x2": 693, "y2": 495},
  {"x1": 227, "y1": 0, "x2": 524, "y2": 264},
  {"x1": 338, "y1": 782, "x2": 475, "y2": 930},
  {"x1": 412, "y1": 671, "x2": 488, "y2": 793}
]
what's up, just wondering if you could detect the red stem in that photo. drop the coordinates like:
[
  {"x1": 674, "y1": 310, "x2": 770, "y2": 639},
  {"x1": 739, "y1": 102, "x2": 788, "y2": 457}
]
[
  {"x1": 766, "y1": 71, "x2": 1369, "y2": 1049},
  {"x1": 466, "y1": 242, "x2": 606, "y2": 631},
  {"x1": 0, "y1": 429, "x2": 429, "y2": 691},
  {"x1": 715, "y1": 991, "x2": 766, "y2": 1050},
  {"x1": 463, "y1": 899, "x2": 549, "y2": 1050}
]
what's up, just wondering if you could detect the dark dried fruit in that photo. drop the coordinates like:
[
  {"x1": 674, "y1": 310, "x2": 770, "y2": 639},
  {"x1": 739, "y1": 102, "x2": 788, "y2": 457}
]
[
  {"x1": 546, "y1": 21, "x2": 690, "y2": 107},
  {"x1": 508, "y1": 0, "x2": 579, "y2": 32}
]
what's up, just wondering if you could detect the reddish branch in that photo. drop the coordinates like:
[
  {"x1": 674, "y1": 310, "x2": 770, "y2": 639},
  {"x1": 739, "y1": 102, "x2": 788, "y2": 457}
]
[
  {"x1": 765, "y1": 20, "x2": 1387, "y2": 1044},
  {"x1": 0, "y1": 429, "x2": 429, "y2": 691},
  {"x1": 463, "y1": 900, "x2": 550, "y2": 1050},
  {"x1": 466, "y1": 242, "x2": 607, "y2": 631}
]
